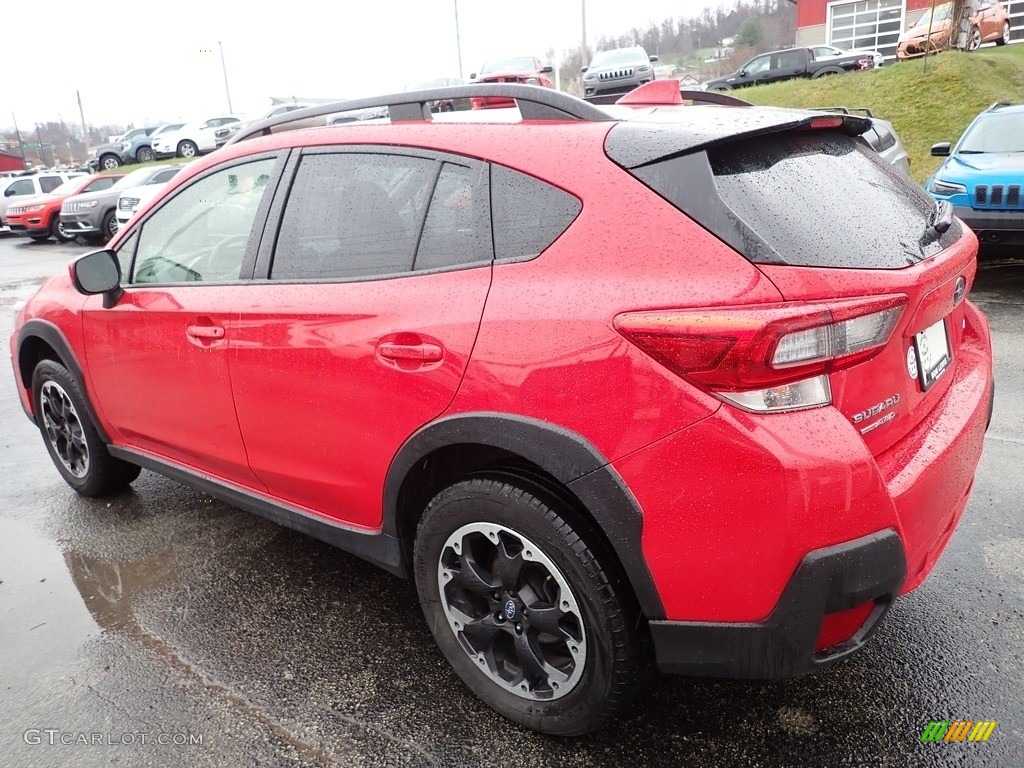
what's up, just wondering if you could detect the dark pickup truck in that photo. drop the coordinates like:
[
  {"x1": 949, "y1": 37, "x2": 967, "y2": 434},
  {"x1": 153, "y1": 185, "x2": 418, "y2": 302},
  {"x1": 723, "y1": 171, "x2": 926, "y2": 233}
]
[{"x1": 703, "y1": 47, "x2": 871, "y2": 91}]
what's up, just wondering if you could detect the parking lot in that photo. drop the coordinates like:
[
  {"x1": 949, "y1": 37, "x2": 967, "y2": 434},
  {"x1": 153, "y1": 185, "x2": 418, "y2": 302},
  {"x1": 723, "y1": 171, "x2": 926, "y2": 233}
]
[{"x1": 0, "y1": 234, "x2": 1020, "y2": 767}]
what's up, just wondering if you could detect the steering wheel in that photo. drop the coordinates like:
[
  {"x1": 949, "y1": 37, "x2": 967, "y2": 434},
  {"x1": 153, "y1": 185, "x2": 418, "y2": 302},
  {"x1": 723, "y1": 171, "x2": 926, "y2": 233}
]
[{"x1": 205, "y1": 233, "x2": 251, "y2": 279}]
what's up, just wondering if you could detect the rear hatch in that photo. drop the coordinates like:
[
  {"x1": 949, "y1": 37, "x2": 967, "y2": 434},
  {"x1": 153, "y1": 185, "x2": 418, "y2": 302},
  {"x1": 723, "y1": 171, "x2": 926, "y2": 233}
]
[{"x1": 606, "y1": 110, "x2": 977, "y2": 456}]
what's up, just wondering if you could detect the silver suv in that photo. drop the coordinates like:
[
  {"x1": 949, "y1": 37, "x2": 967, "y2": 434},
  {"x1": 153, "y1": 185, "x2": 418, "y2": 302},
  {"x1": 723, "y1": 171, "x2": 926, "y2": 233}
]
[{"x1": 582, "y1": 46, "x2": 658, "y2": 101}]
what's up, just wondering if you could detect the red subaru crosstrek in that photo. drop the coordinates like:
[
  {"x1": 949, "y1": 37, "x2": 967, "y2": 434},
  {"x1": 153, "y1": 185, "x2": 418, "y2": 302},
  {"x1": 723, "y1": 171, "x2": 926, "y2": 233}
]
[{"x1": 9, "y1": 82, "x2": 994, "y2": 736}]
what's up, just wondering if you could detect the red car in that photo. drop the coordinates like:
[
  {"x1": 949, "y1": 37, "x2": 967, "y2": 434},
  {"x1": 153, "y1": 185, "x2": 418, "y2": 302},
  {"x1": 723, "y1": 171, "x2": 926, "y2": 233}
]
[
  {"x1": 469, "y1": 56, "x2": 555, "y2": 109},
  {"x1": 10, "y1": 82, "x2": 994, "y2": 736},
  {"x1": 6, "y1": 173, "x2": 124, "y2": 242}
]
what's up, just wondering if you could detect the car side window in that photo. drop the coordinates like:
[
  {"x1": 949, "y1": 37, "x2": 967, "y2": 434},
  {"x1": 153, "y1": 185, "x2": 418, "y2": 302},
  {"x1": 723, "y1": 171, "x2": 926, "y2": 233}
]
[
  {"x1": 270, "y1": 152, "x2": 438, "y2": 280},
  {"x1": 490, "y1": 164, "x2": 581, "y2": 262},
  {"x1": 39, "y1": 176, "x2": 63, "y2": 193},
  {"x1": 775, "y1": 51, "x2": 805, "y2": 70},
  {"x1": 130, "y1": 158, "x2": 276, "y2": 285},
  {"x1": 746, "y1": 55, "x2": 771, "y2": 75},
  {"x1": 5, "y1": 179, "x2": 33, "y2": 196},
  {"x1": 114, "y1": 230, "x2": 139, "y2": 279},
  {"x1": 151, "y1": 169, "x2": 180, "y2": 184},
  {"x1": 415, "y1": 162, "x2": 492, "y2": 271},
  {"x1": 85, "y1": 177, "x2": 117, "y2": 192}
]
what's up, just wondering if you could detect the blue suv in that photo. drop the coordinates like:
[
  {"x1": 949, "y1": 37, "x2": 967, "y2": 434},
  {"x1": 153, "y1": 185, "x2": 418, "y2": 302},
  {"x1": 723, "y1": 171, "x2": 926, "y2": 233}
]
[{"x1": 926, "y1": 102, "x2": 1024, "y2": 246}]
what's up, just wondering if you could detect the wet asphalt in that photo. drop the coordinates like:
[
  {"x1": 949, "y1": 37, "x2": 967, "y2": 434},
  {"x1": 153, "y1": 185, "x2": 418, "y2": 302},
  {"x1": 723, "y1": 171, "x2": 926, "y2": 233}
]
[{"x1": 0, "y1": 235, "x2": 1021, "y2": 768}]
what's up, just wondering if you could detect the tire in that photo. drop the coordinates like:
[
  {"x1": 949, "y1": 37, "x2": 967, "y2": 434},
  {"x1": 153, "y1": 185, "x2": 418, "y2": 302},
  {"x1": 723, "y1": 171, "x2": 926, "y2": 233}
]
[
  {"x1": 413, "y1": 475, "x2": 650, "y2": 736},
  {"x1": 100, "y1": 154, "x2": 121, "y2": 171},
  {"x1": 137, "y1": 146, "x2": 154, "y2": 163},
  {"x1": 967, "y1": 26, "x2": 983, "y2": 51},
  {"x1": 997, "y1": 21, "x2": 1010, "y2": 45},
  {"x1": 31, "y1": 360, "x2": 141, "y2": 497},
  {"x1": 177, "y1": 140, "x2": 198, "y2": 158},
  {"x1": 53, "y1": 214, "x2": 75, "y2": 243},
  {"x1": 101, "y1": 209, "x2": 118, "y2": 240},
  {"x1": 28, "y1": 233, "x2": 50, "y2": 242}
]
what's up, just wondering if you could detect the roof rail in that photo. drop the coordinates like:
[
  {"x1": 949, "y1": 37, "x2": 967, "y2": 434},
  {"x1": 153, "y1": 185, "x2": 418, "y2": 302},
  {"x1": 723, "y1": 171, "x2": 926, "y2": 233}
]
[
  {"x1": 225, "y1": 84, "x2": 617, "y2": 146},
  {"x1": 987, "y1": 101, "x2": 1015, "y2": 111}
]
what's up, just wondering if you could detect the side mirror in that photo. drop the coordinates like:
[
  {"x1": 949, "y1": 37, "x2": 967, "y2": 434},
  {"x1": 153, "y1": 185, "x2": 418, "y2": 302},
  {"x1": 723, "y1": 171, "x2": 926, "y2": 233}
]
[
  {"x1": 4, "y1": 187, "x2": 17, "y2": 197},
  {"x1": 71, "y1": 249, "x2": 123, "y2": 308},
  {"x1": 469, "y1": 72, "x2": 477, "y2": 80},
  {"x1": 931, "y1": 142, "x2": 951, "y2": 157},
  {"x1": 650, "y1": 55, "x2": 659, "y2": 62},
  {"x1": 540, "y1": 65, "x2": 554, "y2": 73},
  {"x1": 581, "y1": 66, "x2": 588, "y2": 73},
  {"x1": 739, "y1": 69, "x2": 748, "y2": 77}
]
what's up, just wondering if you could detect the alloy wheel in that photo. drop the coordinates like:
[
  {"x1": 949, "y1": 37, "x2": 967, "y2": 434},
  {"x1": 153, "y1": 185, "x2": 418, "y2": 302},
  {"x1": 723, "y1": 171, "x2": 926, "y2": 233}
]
[
  {"x1": 40, "y1": 380, "x2": 90, "y2": 478},
  {"x1": 436, "y1": 522, "x2": 587, "y2": 701}
]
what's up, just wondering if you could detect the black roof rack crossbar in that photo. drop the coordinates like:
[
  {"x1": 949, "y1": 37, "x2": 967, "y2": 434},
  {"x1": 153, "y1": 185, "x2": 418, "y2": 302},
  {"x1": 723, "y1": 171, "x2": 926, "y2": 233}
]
[{"x1": 225, "y1": 84, "x2": 617, "y2": 146}]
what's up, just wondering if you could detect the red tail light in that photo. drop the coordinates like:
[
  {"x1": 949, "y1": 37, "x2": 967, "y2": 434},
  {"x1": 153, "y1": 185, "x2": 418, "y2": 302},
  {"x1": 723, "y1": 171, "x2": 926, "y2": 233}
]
[{"x1": 614, "y1": 295, "x2": 906, "y2": 412}]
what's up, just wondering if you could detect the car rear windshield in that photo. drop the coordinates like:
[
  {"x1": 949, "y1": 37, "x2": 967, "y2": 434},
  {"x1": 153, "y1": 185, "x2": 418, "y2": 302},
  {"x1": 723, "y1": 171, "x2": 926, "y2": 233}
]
[{"x1": 630, "y1": 130, "x2": 960, "y2": 269}]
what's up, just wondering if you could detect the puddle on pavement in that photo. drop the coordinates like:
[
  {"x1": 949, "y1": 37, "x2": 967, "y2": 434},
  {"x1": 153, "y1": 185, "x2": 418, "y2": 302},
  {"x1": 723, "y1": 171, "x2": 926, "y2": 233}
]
[{"x1": 0, "y1": 516, "x2": 176, "y2": 683}]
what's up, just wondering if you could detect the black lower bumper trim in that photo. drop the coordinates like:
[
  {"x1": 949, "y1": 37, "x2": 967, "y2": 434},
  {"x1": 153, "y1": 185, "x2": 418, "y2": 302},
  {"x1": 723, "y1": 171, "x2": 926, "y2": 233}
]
[{"x1": 649, "y1": 530, "x2": 906, "y2": 679}]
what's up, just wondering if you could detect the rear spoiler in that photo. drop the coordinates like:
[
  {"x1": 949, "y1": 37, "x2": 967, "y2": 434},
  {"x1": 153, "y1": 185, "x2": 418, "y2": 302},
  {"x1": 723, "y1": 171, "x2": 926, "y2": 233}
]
[{"x1": 606, "y1": 107, "x2": 872, "y2": 169}]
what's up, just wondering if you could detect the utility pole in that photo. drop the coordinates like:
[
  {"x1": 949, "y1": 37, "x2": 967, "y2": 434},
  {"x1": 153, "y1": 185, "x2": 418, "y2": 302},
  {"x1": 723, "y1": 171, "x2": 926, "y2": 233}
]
[
  {"x1": 36, "y1": 125, "x2": 46, "y2": 166},
  {"x1": 11, "y1": 112, "x2": 27, "y2": 170},
  {"x1": 219, "y1": 41, "x2": 234, "y2": 113},
  {"x1": 77, "y1": 90, "x2": 90, "y2": 158},
  {"x1": 454, "y1": 0, "x2": 463, "y2": 79},
  {"x1": 581, "y1": 0, "x2": 588, "y2": 66},
  {"x1": 59, "y1": 114, "x2": 72, "y2": 165}
]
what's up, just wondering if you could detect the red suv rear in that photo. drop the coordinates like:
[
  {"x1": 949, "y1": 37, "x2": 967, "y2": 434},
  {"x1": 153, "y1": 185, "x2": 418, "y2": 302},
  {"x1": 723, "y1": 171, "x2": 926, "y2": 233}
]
[{"x1": 9, "y1": 83, "x2": 994, "y2": 737}]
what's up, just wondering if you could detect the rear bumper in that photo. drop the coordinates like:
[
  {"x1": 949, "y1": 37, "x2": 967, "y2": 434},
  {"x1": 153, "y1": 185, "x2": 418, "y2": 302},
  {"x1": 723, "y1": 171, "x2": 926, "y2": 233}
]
[{"x1": 650, "y1": 530, "x2": 906, "y2": 678}]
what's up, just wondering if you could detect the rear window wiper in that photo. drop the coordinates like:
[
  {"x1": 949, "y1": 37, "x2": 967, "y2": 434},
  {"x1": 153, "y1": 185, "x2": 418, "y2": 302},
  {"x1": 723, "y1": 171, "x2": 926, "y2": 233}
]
[
  {"x1": 957, "y1": 149, "x2": 986, "y2": 154},
  {"x1": 919, "y1": 199, "x2": 953, "y2": 248}
]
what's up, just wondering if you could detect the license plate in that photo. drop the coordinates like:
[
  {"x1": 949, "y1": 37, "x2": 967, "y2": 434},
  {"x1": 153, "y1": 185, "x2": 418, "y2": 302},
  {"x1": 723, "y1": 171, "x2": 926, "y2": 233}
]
[{"x1": 914, "y1": 317, "x2": 952, "y2": 390}]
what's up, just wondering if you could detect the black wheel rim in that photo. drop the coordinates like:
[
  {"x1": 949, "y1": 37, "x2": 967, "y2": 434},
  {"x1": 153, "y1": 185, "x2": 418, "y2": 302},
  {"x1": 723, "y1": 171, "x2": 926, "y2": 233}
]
[
  {"x1": 437, "y1": 522, "x2": 587, "y2": 701},
  {"x1": 139, "y1": 149, "x2": 153, "y2": 161},
  {"x1": 40, "y1": 380, "x2": 90, "y2": 478}
]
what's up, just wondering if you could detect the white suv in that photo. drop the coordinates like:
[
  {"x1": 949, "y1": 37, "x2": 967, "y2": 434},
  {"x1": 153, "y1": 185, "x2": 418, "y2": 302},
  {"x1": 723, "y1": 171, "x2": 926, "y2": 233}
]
[
  {"x1": 1, "y1": 171, "x2": 86, "y2": 231},
  {"x1": 152, "y1": 115, "x2": 245, "y2": 159}
]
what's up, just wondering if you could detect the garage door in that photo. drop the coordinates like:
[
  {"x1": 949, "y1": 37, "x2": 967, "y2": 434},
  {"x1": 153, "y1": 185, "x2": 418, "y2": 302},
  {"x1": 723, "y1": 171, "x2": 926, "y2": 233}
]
[
  {"x1": 828, "y1": 0, "x2": 905, "y2": 61},
  {"x1": 1007, "y1": 0, "x2": 1024, "y2": 40}
]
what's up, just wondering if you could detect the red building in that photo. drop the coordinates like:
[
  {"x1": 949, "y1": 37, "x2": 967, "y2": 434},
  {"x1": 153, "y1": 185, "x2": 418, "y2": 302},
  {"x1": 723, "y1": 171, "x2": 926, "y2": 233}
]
[
  {"x1": 794, "y1": 0, "x2": 1023, "y2": 61},
  {"x1": 0, "y1": 149, "x2": 26, "y2": 173}
]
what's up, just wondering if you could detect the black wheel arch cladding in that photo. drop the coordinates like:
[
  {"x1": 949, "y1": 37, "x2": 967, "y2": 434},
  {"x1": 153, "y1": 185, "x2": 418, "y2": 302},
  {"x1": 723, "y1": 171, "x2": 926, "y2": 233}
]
[{"x1": 384, "y1": 412, "x2": 666, "y2": 619}]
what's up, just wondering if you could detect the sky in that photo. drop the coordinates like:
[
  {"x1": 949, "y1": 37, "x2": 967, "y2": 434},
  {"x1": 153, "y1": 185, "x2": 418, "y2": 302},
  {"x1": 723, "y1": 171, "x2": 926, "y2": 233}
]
[{"x1": 2, "y1": 0, "x2": 716, "y2": 130}]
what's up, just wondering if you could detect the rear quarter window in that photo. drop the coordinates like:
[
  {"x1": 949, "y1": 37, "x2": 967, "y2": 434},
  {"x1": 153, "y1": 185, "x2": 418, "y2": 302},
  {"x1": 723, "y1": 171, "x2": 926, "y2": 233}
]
[{"x1": 490, "y1": 165, "x2": 581, "y2": 262}]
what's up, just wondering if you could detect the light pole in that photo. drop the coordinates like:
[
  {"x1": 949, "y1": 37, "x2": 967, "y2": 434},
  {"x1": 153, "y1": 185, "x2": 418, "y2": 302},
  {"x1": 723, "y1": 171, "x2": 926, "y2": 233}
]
[
  {"x1": 581, "y1": 0, "x2": 588, "y2": 66},
  {"x1": 454, "y1": 0, "x2": 464, "y2": 79},
  {"x1": 219, "y1": 41, "x2": 234, "y2": 113}
]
